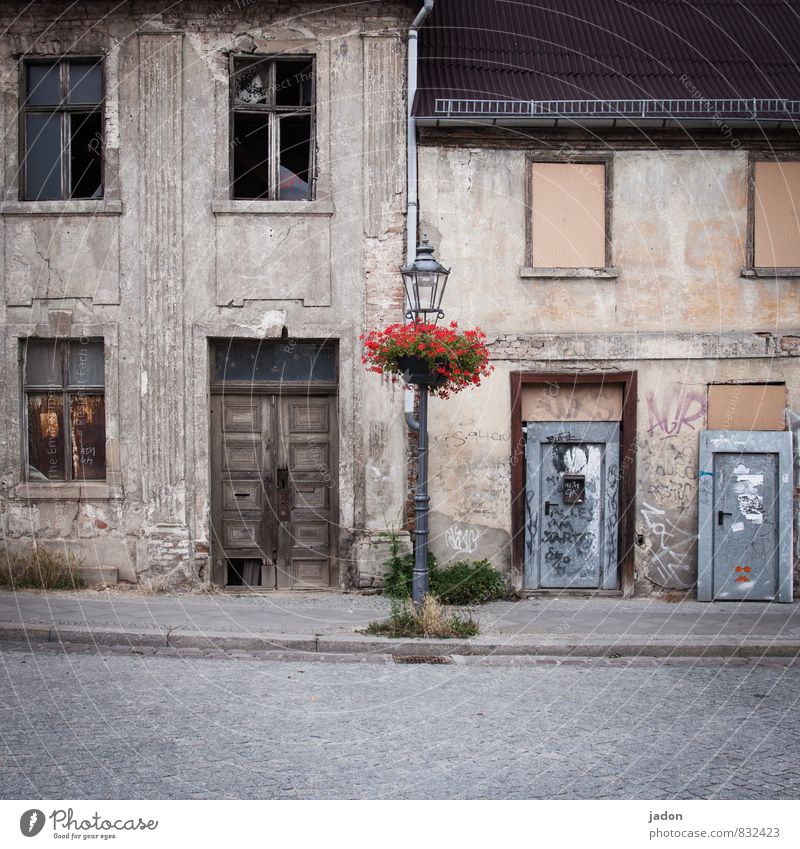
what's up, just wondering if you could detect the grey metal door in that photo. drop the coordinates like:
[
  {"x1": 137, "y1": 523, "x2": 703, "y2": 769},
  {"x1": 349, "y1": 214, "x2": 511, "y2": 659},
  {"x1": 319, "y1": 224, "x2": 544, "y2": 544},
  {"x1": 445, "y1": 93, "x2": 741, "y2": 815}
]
[
  {"x1": 698, "y1": 431, "x2": 793, "y2": 602},
  {"x1": 712, "y1": 453, "x2": 779, "y2": 600},
  {"x1": 524, "y1": 422, "x2": 620, "y2": 589}
]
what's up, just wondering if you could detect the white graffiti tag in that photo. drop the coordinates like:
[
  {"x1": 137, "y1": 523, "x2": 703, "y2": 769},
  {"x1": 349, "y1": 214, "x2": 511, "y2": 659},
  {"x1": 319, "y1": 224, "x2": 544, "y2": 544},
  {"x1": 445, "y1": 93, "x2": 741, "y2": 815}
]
[
  {"x1": 639, "y1": 501, "x2": 696, "y2": 589},
  {"x1": 444, "y1": 525, "x2": 480, "y2": 555}
]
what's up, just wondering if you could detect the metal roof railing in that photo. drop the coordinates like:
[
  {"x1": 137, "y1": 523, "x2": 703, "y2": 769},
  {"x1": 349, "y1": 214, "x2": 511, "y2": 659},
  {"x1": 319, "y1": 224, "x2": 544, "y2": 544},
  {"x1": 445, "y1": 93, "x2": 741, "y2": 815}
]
[{"x1": 432, "y1": 97, "x2": 800, "y2": 119}]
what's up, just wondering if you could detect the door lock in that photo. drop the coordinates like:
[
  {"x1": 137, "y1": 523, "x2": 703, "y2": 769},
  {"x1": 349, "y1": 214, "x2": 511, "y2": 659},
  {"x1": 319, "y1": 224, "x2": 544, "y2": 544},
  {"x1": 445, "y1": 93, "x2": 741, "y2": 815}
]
[{"x1": 277, "y1": 467, "x2": 291, "y2": 521}]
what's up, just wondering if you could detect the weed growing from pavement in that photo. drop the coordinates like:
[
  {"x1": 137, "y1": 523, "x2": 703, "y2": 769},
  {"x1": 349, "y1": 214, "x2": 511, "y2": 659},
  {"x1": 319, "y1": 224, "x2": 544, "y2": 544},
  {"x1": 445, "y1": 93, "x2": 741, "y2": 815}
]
[{"x1": 365, "y1": 595, "x2": 478, "y2": 639}]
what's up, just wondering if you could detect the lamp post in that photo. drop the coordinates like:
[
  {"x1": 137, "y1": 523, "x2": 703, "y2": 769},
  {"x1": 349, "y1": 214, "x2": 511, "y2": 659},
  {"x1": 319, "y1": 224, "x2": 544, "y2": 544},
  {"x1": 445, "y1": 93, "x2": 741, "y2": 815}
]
[{"x1": 401, "y1": 234, "x2": 450, "y2": 608}]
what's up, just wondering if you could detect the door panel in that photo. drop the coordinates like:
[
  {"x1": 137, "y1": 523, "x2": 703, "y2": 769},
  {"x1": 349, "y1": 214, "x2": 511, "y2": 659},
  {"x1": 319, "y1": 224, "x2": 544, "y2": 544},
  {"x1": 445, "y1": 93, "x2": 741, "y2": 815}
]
[
  {"x1": 222, "y1": 520, "x2": 261, "y2": 549},
  {"x1": 211, "y1": 395, "x2": 275, "y2": 587},
  {"x1": 223, "y1": 401, "x2": 261, "y2": 431},
  {"x1": 276, "y1": 397, "x2": 336, "y2": 588},
  {"x1": 712, "y1": 452, "x2": 779, "y2": 600},
  {"x1": 525, "y1": 422, "x2": 620, "y2": 590},
  {"x1": 222, "y1": 439, "x2": 262, "y2": 472},
  {"x1": 211, "y1": 393, "x2": 337, "y2": 589},
  {"x1": 222, "y1": 480, "x2": 262, "y2": 510}
]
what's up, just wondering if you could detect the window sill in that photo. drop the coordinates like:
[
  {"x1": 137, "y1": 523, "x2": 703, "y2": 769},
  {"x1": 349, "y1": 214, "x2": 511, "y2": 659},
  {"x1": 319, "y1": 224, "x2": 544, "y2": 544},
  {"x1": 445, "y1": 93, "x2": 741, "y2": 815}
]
[
  {"x1": 1, "y1": 199, "x2": 122, "y2": 216},
  {"x1": 740, "y1": 267, "x2": 800, "y2": 279},
  {"x1": 13, "y1": 482, "x2": 122, "y2": 501},
  {"x1": 211, "y1": 199, "x2": 334, "y2": 216},
  {"x1": 520, "y1": 267, "x2": 619, "y2": 279}
]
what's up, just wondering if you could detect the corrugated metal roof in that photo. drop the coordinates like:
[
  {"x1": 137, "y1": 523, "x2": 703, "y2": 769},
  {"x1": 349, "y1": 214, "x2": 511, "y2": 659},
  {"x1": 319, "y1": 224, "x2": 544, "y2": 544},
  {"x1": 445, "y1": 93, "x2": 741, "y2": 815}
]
[{"x1": 414, "y1": 0, "x2": 800, "y2": 121}]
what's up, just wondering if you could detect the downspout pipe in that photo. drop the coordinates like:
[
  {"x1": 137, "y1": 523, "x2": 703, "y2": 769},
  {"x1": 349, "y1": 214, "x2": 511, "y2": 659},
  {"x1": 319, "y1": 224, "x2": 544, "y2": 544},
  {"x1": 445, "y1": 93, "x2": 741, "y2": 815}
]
[{"x1": 405, "y1": 0, "x2": 434, "y2": 433}]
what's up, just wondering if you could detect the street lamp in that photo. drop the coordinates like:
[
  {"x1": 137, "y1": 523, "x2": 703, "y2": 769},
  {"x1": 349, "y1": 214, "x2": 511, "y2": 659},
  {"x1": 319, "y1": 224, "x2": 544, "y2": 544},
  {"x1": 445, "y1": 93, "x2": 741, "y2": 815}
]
[
  {"x1": 401, "y1": 234, "x2": 450, "y2": 325},
  {"x1": 401, "y1": 235, "x2": 451, "y2": 608}
]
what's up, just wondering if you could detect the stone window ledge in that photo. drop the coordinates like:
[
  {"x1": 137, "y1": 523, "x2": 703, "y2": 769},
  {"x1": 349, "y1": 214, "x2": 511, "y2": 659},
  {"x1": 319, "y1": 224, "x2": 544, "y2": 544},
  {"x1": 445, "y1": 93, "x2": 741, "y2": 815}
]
[
  {"x1": 1, "y1": 200, "x2": 123, "y2": 216},
  {"x1": 520, "y1": 266, "x2": 619, "y2": 279},
  {"x1": 12, "y1": 482, "x2": 123, "y2": 501},
  {"x1": 740, "y1": 267, "x2": 800, "y2": 279},
  {"x1": 211, "y1": 199, "x2": 334, "y2": 216}
]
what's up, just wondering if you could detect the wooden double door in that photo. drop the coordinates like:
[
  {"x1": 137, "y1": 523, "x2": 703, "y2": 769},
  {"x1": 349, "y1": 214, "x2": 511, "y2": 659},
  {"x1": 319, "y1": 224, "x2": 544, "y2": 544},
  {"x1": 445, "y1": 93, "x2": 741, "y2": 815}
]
[{"x1": 210, "y1": 393, "x2": 337, "y2": 589}]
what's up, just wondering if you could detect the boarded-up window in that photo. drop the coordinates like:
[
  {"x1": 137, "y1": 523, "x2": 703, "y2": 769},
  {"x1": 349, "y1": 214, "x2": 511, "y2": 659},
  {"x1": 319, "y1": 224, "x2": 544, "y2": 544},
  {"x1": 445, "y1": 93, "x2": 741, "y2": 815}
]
[
  {"x1": 522, "y1": 383, "x2": 623, "y2": 422},
  {"x1": 23, "y1": 339, "x2": 106, "y2": 481},
  {"x1": 531, "y1": 162, "x2": 606, "y2": 267},
  {"x1": 707, "y1": 384, "x2": 785, "y2": 431},
  {"x1": 753, "y1": 162, "x2": 800, "y2": 267}
]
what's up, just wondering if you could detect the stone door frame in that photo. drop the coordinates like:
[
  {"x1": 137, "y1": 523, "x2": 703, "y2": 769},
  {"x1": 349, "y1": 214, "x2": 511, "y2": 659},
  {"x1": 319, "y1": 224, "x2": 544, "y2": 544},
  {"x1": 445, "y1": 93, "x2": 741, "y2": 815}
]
[
  {"x1": 207, "y1": 338, "x2": 340, "y2": 590},
  {"x1": 510, "y1": 371, "x2": 638, "y2": 596}
]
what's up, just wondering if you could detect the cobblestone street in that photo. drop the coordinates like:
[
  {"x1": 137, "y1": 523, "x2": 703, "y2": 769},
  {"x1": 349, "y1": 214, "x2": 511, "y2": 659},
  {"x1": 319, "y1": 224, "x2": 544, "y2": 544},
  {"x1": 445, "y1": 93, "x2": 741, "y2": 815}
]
[{"x1": 1, "y1": 643, "x2": 798, "y2": 800}]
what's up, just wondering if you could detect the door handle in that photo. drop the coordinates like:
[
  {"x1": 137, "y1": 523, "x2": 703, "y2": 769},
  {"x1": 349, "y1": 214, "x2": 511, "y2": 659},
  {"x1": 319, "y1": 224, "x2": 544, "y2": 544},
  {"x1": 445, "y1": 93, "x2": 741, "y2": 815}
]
[
  {"x1": 544, "y1": 501, "x2": 550, "y2": 516},
  {"x1": 718, "y1": 510, "x2": 733, "y2": 526}
]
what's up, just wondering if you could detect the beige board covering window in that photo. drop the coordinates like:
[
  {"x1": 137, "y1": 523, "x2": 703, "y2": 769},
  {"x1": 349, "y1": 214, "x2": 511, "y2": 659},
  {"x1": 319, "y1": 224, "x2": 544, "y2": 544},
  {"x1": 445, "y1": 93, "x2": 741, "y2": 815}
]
[
  {"x1": 531, "y1": 162, "x2": 606, "y2": 267},
  {"x1": 754, "y1": 162, "x2": 800, "y2": 267},
  {"x1": 522, "y1": 383, "x2": 623, "y2": 422},
  {"x1": 707, "y1": 384, "x2": 785, "y2": 431}
]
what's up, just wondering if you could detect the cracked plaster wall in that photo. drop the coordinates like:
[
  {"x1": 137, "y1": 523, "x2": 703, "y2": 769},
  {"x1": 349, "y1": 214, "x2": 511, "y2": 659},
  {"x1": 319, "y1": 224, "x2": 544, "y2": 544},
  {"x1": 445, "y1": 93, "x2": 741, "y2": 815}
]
[
  {"x1": 0, "y1": 0, "x2": 415, "y2": 588},
  {"x1": 418, "y1": 144, "x2": 800, "y2": 594}
]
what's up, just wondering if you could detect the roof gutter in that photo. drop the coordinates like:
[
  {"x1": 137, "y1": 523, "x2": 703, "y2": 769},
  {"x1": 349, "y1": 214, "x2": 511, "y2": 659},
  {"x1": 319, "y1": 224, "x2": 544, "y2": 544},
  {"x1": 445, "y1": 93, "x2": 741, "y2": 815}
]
[
  {"x1": 405, "y1": 0, "x2": 434, "y2": 432},
  {"x1": 415, "y1": 116, "x2": 795, "y2": 131}
]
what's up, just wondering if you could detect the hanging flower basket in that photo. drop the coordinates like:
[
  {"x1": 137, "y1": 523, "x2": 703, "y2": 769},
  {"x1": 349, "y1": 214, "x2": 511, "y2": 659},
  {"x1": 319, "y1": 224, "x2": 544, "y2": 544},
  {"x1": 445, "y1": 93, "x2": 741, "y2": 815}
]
[
  {"x1": 361, "y1": 321, "x2": 493, "y2": 399},
  {"x1": 394, "y1": 355, "x2": 449, "y2": 387}
]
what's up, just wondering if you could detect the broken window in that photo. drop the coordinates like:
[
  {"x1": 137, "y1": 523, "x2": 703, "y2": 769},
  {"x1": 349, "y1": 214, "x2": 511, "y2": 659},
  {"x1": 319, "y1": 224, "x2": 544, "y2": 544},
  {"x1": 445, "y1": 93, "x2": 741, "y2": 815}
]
[
  {"x1": 529, "y1": 161, "x2": 608, "y2": 268},
  {"x1": 21, "y1": 58, "x2": 103, "y2": 201},
  {"x1": 23, "y1": 339, "x2": 106, "y2": 481},
  {"x1": 231, "y1": 56, "x2": 314, "y2": 200},
  {"x1": 753, "y1": 161, "x2": 800, "y2": 267},
  {"x1": 212, "y1": 339, "x2": 336, "y2": 384}
]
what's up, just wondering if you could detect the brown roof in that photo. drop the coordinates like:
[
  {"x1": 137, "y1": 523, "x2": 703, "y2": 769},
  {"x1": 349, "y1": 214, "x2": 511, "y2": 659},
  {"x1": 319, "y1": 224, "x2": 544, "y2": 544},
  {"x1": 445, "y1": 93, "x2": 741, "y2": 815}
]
[{"x1": 414, "y1": 0, "x2": 800, "y2": 122}]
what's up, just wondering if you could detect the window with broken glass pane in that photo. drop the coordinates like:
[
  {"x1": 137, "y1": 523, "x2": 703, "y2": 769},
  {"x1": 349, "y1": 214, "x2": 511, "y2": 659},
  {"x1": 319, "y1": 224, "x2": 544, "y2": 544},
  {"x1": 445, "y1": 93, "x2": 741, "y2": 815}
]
[
  {"x1": 23, "y1": 339, "x2": 106, "y2": 482},
  {"x1": 21, "y1": 58, "x2": 103, "y2": 201},
  {"x1": 231, "y1": 56, "x2": 314, "y2": 200}
]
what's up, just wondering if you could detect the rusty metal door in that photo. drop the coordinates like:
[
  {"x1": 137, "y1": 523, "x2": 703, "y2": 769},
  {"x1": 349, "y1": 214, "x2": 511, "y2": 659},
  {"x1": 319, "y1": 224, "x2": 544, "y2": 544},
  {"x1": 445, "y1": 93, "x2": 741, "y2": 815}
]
[
  {"x1": 698, "y1": 431, "x2": 793, "y2": 602},
  {"x1": 524, "y1": 422, "x2": 620, "y2": 589},
  {"x1": 211, "y1": 394, "x2": 337, "y2": 589}
]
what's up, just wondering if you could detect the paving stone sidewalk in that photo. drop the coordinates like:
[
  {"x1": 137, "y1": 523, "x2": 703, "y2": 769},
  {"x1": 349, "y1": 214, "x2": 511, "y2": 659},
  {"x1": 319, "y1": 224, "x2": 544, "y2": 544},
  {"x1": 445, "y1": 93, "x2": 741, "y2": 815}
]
[{"x1": 0, "y1": 589, "x2": 799, "y2": 656}]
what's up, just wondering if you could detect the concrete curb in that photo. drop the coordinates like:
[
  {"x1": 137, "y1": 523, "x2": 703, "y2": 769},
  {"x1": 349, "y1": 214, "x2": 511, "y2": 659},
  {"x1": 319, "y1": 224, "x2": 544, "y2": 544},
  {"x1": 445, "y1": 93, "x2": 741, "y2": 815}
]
[{"x1": 1, "y1": 621, "x2": 799, "y2": 658}]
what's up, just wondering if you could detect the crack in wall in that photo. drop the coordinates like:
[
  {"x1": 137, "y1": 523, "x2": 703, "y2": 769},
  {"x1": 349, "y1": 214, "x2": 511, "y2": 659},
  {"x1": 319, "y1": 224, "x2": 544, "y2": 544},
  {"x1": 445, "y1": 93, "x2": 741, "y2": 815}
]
[{"x1": 32, "y1": 231, "x2": 66, "y2": 296}]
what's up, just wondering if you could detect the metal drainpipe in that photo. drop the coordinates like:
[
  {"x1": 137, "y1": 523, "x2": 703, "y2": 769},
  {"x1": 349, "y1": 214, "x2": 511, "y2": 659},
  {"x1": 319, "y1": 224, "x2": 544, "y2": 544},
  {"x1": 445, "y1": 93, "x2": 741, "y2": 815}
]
[{"x1": 404, "y1": 0, "x2": 434, "y2": 433}]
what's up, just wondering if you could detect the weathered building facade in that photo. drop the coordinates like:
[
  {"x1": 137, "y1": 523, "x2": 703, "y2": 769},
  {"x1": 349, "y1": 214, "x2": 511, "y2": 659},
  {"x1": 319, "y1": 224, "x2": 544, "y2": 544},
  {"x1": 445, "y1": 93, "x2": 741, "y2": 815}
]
[
  {"x1": 1, "y1": 0, "x2": 797, "y2": 601},
  {"x1": 0, "y1": 0, "x2": 417, "y2": 589},
  {"x1": 414, "y1": 0, "x2": 800, "y2": 600}
]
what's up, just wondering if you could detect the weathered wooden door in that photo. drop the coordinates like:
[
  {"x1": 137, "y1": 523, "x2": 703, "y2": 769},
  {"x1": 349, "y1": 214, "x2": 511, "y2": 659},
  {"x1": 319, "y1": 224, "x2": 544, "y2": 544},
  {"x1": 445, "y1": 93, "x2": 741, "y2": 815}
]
[
  {"x1": 524, "y1": 422, "x2": 620, "y2": 589},
  {"x1": 698, "y1": 431, "x2": 793, "y2": 602},
  {"x1": 211, "y1": 394, "x2": 337, "y2": 589}
]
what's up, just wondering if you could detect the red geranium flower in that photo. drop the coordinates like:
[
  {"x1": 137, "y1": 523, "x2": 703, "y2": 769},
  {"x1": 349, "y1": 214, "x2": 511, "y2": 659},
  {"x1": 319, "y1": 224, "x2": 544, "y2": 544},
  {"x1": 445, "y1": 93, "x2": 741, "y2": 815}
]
[{"x1": 360, "y1": 320, "x2": 493, "y2": 398}]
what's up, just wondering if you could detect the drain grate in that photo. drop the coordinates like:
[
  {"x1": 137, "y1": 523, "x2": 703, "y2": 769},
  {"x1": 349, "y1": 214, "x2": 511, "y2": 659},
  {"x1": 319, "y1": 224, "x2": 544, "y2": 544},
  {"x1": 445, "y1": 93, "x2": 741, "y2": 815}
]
[{"x1": 393, "y1": 655, "x2": 454, "y2": 665}]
